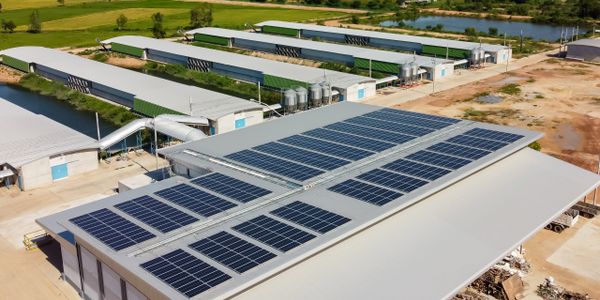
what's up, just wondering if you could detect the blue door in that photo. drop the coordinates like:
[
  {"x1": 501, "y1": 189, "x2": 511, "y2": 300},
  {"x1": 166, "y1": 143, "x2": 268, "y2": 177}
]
[
  {"x1": 209, "y1": 126, "x2": 216, "y2": 135},
  {"x1": 51, "y1": 163, "x2": 68, "y2": 180},
  {"x1": 235, "y1": 118, "x2": 246, "y2": 129},
  {"x1": 358, "y1": 88, "x2": 365, "y2": 100},
  {"x1": 441, "y1": 69, "x2": 446, "y2": 77}
]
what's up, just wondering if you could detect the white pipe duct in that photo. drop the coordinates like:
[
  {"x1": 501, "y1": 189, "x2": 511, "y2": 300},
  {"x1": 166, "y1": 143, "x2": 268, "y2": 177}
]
[{"x1": 97, "y1": 115, "x2": 208, "y2": 150}]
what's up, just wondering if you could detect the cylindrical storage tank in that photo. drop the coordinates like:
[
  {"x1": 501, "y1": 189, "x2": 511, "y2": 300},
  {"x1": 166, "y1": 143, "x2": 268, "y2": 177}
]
[
  {"x1": 471, "y1": 49, "x2": 479, "y2": 64},
  {"x1": 321, "y1": 83, "x2": 331, "y2": 104},
  {"x1": 411, "y1": 63, "x2": 419, "y2": 81},
  {"x1": 479, "y1": 49, "x2": 486, "y2": 63},
  {"x1": 283, "y1": 89, "x2": 297, "y2": 113},
  {"x1": 401, "y1": 64, "x2": 411, "y2": 80},
  {"x1": 310, "y1": 83, "x2": 322, "y2": 107},
  {"x1": 295, "y1": 87, "x2": 308, "y2": 111}
]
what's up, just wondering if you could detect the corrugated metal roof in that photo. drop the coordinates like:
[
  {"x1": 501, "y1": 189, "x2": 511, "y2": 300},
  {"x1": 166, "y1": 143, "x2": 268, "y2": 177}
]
[
  {"x1": 0, "y1": 47, "x2": 262, "y2": 120},
  {"x1": 568, "y1": 38, "x2": 600, "y2": 47},
  {"x1": 256, "y1": 20, "x2": 508, "y2": 52},
  {"x1": 34, "y1": 102, "x2": 597, "y2": 300},
  {"x1": 186, "y1": 28, "x2": 453, "y2": 68},
  {"x1": 102, "y1": 36, "x2": 375, "y2": 90},
  {"x1": 0, "y1": 97, "x2": 97, "y2": 168}
]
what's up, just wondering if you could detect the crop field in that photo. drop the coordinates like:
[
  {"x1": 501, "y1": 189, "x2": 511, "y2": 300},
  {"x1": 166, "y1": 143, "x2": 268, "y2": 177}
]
[
  {"x1": 0, "y1": 0, "x2": 347, "y2": 49},
  {"x1": 1, "y1": 0, "x2": 109, "y2": 10}
]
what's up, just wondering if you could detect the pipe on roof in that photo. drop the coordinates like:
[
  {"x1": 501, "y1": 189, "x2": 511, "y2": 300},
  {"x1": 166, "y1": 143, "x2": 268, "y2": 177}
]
[
  {"x1": 98, "y1": 115, "x2": 208, "y2": 150},
  {"x1": 0, "y1": 169, "x2": 15, "y2": 179}
]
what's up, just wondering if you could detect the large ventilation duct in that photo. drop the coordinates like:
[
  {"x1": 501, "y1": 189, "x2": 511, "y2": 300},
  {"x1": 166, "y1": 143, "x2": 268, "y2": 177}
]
[{"x1": 98, "y1": 114, "x2": 208, "y2": 150}]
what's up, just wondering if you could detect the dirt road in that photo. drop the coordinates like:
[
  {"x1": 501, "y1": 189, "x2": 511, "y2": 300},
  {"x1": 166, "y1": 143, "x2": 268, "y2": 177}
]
[{"x1": 181, "y1": 0, "x2": 366, "y2": 13}]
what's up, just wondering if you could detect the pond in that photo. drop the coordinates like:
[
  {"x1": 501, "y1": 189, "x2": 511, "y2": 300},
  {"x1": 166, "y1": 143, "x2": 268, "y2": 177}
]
[
  {"x1": 380, "y1": 15, "x2": 588, "y2": 42},
  {"x1": 0, "y1": 84, "x2": 137, "y2": 151}
]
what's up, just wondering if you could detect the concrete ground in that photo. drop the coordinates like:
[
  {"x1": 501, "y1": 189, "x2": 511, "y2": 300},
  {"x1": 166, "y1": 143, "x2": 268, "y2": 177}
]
[{"x1": 0, "y1": 152, "x2": 167, "y2": 300}]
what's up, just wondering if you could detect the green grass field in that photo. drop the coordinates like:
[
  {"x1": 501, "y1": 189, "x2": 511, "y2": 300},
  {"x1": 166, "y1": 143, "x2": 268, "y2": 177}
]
[{"x1": 0, "y1": 0, "x2": 347, "y2": 49}]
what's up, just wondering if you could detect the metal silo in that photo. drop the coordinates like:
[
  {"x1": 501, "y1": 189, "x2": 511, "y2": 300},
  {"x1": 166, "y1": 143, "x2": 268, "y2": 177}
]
[
  {"x1": 401, "y1": 64, "x2": 411, "y2": 84},
  {"x1": 471, "y1": 48, "x2": 480, "y2": 65},
  {"x1": 295, "y1": 86, "x2": 308, "y2": 111},
  {"x1": 283, "y1": 89, "x2": 297, "y2": 113},
  {"x1": 411, "y1": 63, "x2": 419, "y2": 83},
  {"x1": 310, "y1": 83, "x2": 322, "y2": 107},
  {"x1": 479, "y1": 48, "x2": 486, "y2": 64},
  {"x1": 321, "y1": 83, "x2": 331, "y2": 105}
]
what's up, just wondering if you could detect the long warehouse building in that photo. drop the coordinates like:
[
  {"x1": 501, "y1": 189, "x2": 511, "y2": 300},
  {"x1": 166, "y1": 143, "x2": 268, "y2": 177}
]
[
  {"x1": 187, "y1": 27, "x2": 456, "y2": 82},
  {"x1": 38, "y1": 102, "x2": 600, "y2": 300},
  {"x1": 255, "y1": 20, "x2": 512, "y2": 64},
  {"x1": 0, "y1": 98, "x2": 98, "y2": 190},
  {"x1": 0, "y1": 47, "x2": 263, "y2": 134},
  {"x1": 102, "y1": 36, "x2": 376, "y2": 103}
]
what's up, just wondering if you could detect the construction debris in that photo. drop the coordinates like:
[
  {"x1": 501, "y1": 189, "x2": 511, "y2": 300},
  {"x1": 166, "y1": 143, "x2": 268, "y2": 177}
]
[{"x1": 537, "y1": 277, "x2": 591, "y2": 300}]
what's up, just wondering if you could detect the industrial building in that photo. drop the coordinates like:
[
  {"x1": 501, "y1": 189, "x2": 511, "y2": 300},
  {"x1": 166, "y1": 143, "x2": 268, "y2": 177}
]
[
  {"x1": 0, "y1": 98, "x2": 98, "y2": 191},
  {"x1": 38, "y1": 102, "x2": 600, "y2": 300},
  {"x1": 186, "y1": 27, "x2": 456, "y2": 82},
  {"x1": 255, "y1": 21, "x2": 512, "y2": 64},
  {"x1": 102, "y1": 36, "x2": 376, "y2": 104},
  {"x1": 0, "y1": 47, "x2": 264, "y2": 135},
  {"x1": 566, "y1": 38, "x2": 600, "y2": 62}
]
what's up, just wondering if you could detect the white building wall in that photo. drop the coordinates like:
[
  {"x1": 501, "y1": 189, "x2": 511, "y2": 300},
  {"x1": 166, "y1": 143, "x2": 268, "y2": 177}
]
[
  {"x1": 20, "y1": 157, "x2": 52, "y2": 190},
  {"x1": 66, "y1": 150, "x2": 99, "y2": 176},
  {"x1": 126, "y1": 282, "x2": 149, "y2": 300},
  {"x1": 19, "y1": 150, "x2": 98, "y2": 191},
  {"x1": 81, "y1": 246, "x2": 101, "y2": 300},
  {"x1": 102, "y1": 263, "x2": 123, "y2": 300},
  {"x1": 493, "y1": 48, "x2": 512, "y2": 64},
  {"x1": 61, "y1": 243, "x2": 82, "y2": 293},
  {"x1": 343, "y1": 82, "x2": 376, "y2": 102},
  {"x1": 214, "y1": 109, "x2": 263, "y2": 134}
]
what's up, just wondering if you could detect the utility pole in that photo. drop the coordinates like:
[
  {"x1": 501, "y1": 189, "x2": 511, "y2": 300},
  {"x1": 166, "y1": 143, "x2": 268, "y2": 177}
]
[
  {"x1": 189, "y1": 97, "x2": 193, "y2": 115},
  {"x1": 95, "y1": 112, "x2": 101, "y2": 141},
  {"x1": 369, "y1": 59, "x2": 372, "y2": 78},
  {"x1": 503, "y1": 32, "x2": 506, "y2": 46},
  {"x1": 575, "y1": 25, "x2": 579, "y2": 41},
  {"x1": 257, "y1": 81, "x2": 261, "y2": 104},
  {"x1": 153, "y1": 117, "x2": 159, "y2": 173},
  {"x1": 519, "y1": 29, "x2": 523, "y2": 53}
]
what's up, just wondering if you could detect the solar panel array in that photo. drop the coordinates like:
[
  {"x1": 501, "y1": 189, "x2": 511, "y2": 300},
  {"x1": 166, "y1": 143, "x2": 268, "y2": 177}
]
[
  {"x1": 271, "y1": 201, "x2": 350, "y2": 234},
  {"x1": 155, "y1": 184, "x2": 237, "y2": 217},
  {"x1": 70, "y1": 208, "x2": 156, "y2": 251},
  {"x1": 115, "y1": 196, "x2": 197, "y2": 233},
  {"x1": 225, "y1": 109, "x2": 459, "y2": 182},
  {"x1": 328, "y1": 127, "x2": 524, "y2": 206},
  {"x1": 233, "y1": 215, "x2": 316, "y2": 252},
  {"x1": 191, "y1": 173, "x2": 272, "y2": 203},
  {"x1": 141, "y1": 249, "x2": 231, "y2": 297}
]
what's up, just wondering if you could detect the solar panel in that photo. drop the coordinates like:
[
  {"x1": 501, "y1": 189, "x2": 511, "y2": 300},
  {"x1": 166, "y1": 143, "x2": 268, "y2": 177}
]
[
  {"x1": 382, "y1": 159, "x2": 451, "y2": 181},
  {"x1": 328, "y1": 179, "x2": 403, "y2": 206},
  {"x1": 70, "y1": 208, "x2": 155, "y2": 251},
  {"x1": 190, "y1": 231, "x2": 276, "y2": 273},
  {"x1": 364, "y1": 111, "x2": 451, "y2": 129},
  {"x1": 380, "y1": 108, "x2": 460, "y2": 124},
  {"x1": 345, "y1": 116, "x2": 434, "y2": 137},
  {"x1": 325, "y1": 122, "x2": 415, "y2": 144},
  {"x1": 233, "y1": 215, "x2": 316, "y2": 252},
  {"x1": 463, "y1": 128, "x2": 524, "y2": 143},
  {"x1": 271, "y1": 201, "x2": 350, "y2": 234},
  {"x1": 406, "y1": 150, "x2": 472, "y2": 169},
  {"x1": 279, "y1": 135, "x2": 373, "y2": 161},
  {"x1": 225, "y1": 149, "x2": 324, "y2": 181},
  {"x1": 115, "y1": 196, "x2": 198, "y2": 233},
  {"x1": 302, "y1": 128, "x2": 395, "y2": 152},
  {"x1": 446, "y1": 135, "x2": 508, "y2": 151},
  {"x1": 427, "y1": 142, "x2": 491, "y2": 160},
  {"x1": 253, "y1": 142, "x2": 350, "y2": 171},
  {"x1": 191, "y1": 173, "x2": 271, "y2": 203},
  {"x1": 141, "y1": 249, "x2": 231, "y2": 298},
  {"x1": 357, "y1": 169, "x2": 429, "y2": 193},
  {"x1": 155, "y1": 184, "x2": 237, "y2": 217}
]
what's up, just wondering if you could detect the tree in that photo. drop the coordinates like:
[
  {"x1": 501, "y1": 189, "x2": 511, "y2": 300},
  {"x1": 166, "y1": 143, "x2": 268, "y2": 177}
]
[
  {"x1": 0, "y1": 3, "x2": 3, "y2": 12},
  {"x1": 57, "y1": 0, "x2": 65, "y2": 6},
  {"x1": 151, "y1": 12, "x2": 166, "y2": 38},
  {"x1": 488, "y1": 27, "x2": 498, "y2": 36},
  {"x1": 190, "y1": 4, "x2": 212, "y2": 29},
  {"x1": 351, "y1": 15, "x2": 360, "y2": 24},
  {"x1": 1, "y1": 19, "x2": 16, "y2": 33},
  {"x1": 350, "y1": 0, "x2": 361, "y2": 8},
  {"x1": 116, "y1": 14, "x2": 128, "y2": 31},
  {"x1": 28, "y1": 10, "x2": 42, "y2": 33},
  {"x1": 326, "y1": 0, "x2": 341, "y2": 7},
  {"x1": 464, "y1": 27, "x2": 477, "y2": 36}
]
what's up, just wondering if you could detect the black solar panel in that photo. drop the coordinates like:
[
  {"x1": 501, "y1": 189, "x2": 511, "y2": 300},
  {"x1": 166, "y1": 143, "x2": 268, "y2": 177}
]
[
  {"x1": 233, "y1": 215, "x2": 316, "y2": 252},
  {"x1": 357, "y1": 169, "x2": 429, "y2": 193},
  {"x1": 253, "y1": 142, "x2": 351, "y2": 171},
  {"x1": 191, "y1": 173, "x2": 271, "y2": 203},
  {"x1": 70, "y1": 208, "x2": 155, "y2": 251},
  {"x1": 328, "y1": 179, "x2": 403, "y2": 206},
  {"x1": 225, "y1": 150, "x2": 324, "y2": 181},
  {"x1": 190, "y1": 231, "x2": 276, "y2": 273},
  {"x1": 271, "y1": 201, "x2": 350, "y2": 234},
  {"x1": 141, "y1": 249, "x2": 231, "y2": 298},
  {"x1": 115, "y1": 196, "x2": 197, "y2": 233},
  {"x1": 364, "y1": 111, "x2": 451, "y2": 129},
  {"x1": 406, "y1": 150, "x2": 472, "y2": 169},
  {"x1": 325, "y1": 122, "x2": 415, "y2": 144},
  {"x1": 380, "y1": 108, "x2": 460, "y2": 124},
  {"x1": 427, "y1": 142, "x2": 491, "y2": 160},
  {"x1": 382, "y1": 159, "x2": 451, "y2": 180},
  {"x1": 279, "y1": 135, "x2": 373, "y2": 161},
  {"x1": 302, "y1": 128, "x2": 395, "y2": 152},
  {"x1": 446, "y1": 135, "x2": 508, "y2": 151},
  {"x1": 463, "y1": 128, "x2": 524, "y2": 143},
  {"x1": 155, "y1": 184, "x2": 237, "y2": 217},
  {"x1": 345, "y1": 116, "x2": 434, "y2": 137}
]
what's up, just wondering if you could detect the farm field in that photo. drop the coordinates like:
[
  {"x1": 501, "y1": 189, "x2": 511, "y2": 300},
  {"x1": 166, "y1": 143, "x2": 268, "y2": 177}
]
[{"x1": 0, "y1": 0, "x2": 348, "y2": 49}]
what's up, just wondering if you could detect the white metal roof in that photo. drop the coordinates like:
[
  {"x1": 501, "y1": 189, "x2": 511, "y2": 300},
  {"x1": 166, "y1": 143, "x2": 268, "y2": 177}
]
[
  {"x1": 256, "y1": 20, "x2": 508, "y2": 52},
  {"x1": 0, "y1": 97, "x2": 97, "y2": 168},
  {"x1": 102, "y1": 36, "x2": 375, "y2": 90},
  {"x1": 0, "y1": 47, "x2": 262, "y2": 120},
  {"x1": 568, "y1": 38, "x2": 600, "y2": 48},
  {"x1": 186, "y1": 28, "x2": 453, "y2": 68}
]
